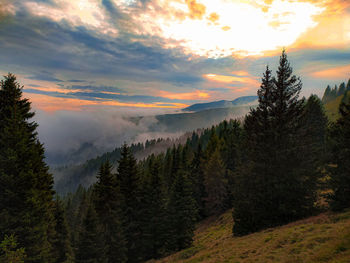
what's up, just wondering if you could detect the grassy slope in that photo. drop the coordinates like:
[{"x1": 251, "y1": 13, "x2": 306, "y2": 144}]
[
  {"x1": 152, "y1": 210, "x2": 350, "y2": 263},
  {"x1": 324, "y1": 92, "x2": 350, "y2": 122}
]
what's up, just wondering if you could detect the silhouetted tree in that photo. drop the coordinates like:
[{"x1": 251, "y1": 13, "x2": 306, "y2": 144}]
[
  {"x1": 328, "y1": 98, "x2": 350, "y2": 211},
  {"x1": 93, "y1": 161, "x2": 126, "y2": 263},
  {"x1": 0, "y1": 74, "x2": 55, "y2": 262}
]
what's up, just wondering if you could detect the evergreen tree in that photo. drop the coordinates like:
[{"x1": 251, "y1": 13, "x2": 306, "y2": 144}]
[
  {"x1": 166, "y1": 170, "x2": 197, "y2": 251},
  {"x1": 51, "y1": 199, "x2": 73, "y2": 263},
  {"x1": 71, "y1": 188, "x2": 89, "y2": 251},
  {"x1": 341, "y1": 90, "x2": 350, "y2": 105},
  {"x1": 141, "y1": 155, "x2": 168, "y2": 260},
  {"x1": 75, "y1": 205, "x2": 101, "y2": 263},
  {"x1": 0, "y1": 74, "x2": 55, "y2": 262},
  {"x1": 338, "y1": 82, "x2": 346, "y2": 96},
  {"x1": 189, "y1": 143, "x2": 206, "y2": 219},
  {"x1": 328, "y1": 98, "x2": 350, "y2": 210},
  {"x1": 233, "y1": 66, "x2": 276, "y2": 235},
  {"x1": 93, "y1": 161, "x2": 126, "y2": 263},
  {"x1": 203, "y1": 148, "x2": 227, "y2": 215},
  {"x1": 322, "y1": 85, "x2": 331, "y2": 103},
  {"x1": 233, "y1": 51, "x2": 317, "y2": 235},
  {"x1": 330, "y1": 85, "x2": 338, "y2": 100},
  {"x1": 220, "y1": 120, "x2": 242, "y2": 208},
  {"x1": 302, "y1": 95, "x2": 328, "y2": 162},
  {"x1": 116, "y1": 144, "x2": 143, "y2": 263}
]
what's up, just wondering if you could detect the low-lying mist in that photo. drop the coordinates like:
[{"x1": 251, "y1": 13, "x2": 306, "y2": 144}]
[{"x1": 34, "y1": 104, "x2": 252, "y2": 167}]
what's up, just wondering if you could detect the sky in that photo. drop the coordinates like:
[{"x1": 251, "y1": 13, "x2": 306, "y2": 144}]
[
  {"x1": 0, "y1": 0, "x2": 349, "y2": 112},
  {"x1": 1, "y1": 0, "x2": 350, "y2": 162}
]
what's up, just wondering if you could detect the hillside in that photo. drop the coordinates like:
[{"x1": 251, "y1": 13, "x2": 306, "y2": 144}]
[
  {"x1": 183, "y1": 96, "x2": 258, "y2": 112},
  {"x1": 324, "y1": 91, "x2": 349, "y2": 122},
  {"x1": 132, "y1": 106, "x2": 252, "y2": 132},
  {"x1": 153, "y1": 210, "x2": 350, "y2": 263},
  {"x1": 52, "y1": 133, "x2": 193, "y2": 194}
]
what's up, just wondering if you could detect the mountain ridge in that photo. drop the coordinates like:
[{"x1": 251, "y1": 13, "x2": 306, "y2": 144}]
[{"x1": 183, "y1": 95, "x2": 258, "y2": 112}]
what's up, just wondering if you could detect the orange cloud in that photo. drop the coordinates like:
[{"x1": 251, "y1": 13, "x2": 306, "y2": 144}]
[
  {"x1": 208, "y1": 12, "x2": 219, "y2": 23},
  {"x1": 24, "y1": 93, "x2": 189, "y2": 113},
  {"x1": 204, "y1": 73, "x2": 260, "y2": 86},
  {"x1": 222, "y1": 26, "x2": 231, "y2": 31},
  {"x1": 159, "y1": 90, "x2": 210, "y2": 100},
  {"x1": 231, "y1": 71, "x2": 250, "y2": 76},
  {"x1": 309, "y1": 64, "x2": 350, "y2": 79},
  {"x1": 25, "y1": 86, "x2": 87, "y2": 94},
  {"x1": 186, "y1": 0, "x2": 206, "y2": 19}
]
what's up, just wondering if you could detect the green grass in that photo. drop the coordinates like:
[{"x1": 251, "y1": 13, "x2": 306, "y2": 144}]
[{"x1": 151, "y1": 210, "x2": 350, "y2": 263}]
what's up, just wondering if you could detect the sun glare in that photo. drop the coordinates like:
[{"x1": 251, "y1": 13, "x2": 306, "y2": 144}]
[{"x1": 139, "y1": 0, "x2": 324, "y2": 57}]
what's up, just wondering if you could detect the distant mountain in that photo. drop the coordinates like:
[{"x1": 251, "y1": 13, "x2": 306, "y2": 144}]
[
  {"x1": 132, "y1": 105, "x2": 254, "y2": 133},
  {"x1": 183, "y1": 95, "x2": 258, "y2": 112}
]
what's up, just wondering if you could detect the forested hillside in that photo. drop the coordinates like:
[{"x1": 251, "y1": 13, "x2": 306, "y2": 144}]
[{"x1": 322, "y1": 80, "x2": 350, "y2": 121}]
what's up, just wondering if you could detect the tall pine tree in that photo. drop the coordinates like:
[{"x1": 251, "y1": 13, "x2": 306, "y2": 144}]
[
  {"x1": 116, "y1": 144, "x2": 143, "y2": 263},
  {"x1": 233, "y1": 51, "x2": 318, "y2": 235},
  {"x1": 75, "y1": 205, "x2": 101, "y2": 263},
  {"x1": 166, "y1": 170, "x2": 197, "y2": 252},
  {"x1": 141, "y1": 155, "x2": 168, "y2": 260},
  {"x1": 93, "y1": 161, "x2": 126, "y2": 263},
  {"x1": 0, "y1": 74, "x2": 55, "y2": 262},
  {"x1": 51, "y1": 198, "x2": 73, "y2": 263}
]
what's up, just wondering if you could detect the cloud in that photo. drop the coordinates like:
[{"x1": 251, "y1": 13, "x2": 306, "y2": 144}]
[
  {"x1": 159, "y1": 90, "x2": 210, "y2": 100},
  {"x1": 24, "y1": 0, "x2": 119, "y2": 36},
  {"x1": 186, "y1": 0, "x2": 206, "y2": 19},
  {"x1": 66, "y1": 85, "x2": 125, "y2": 94},
  {"x1": 24, "y1": 92, "x2": 189, "y2": 112},
  {"x1": 128, "y1": 0, "x2": 324, "y2": 57},
  {"x1": 203, "y1": 73, "x2": 260, "y2": 87},
  {"x1": 208, "y1": 12, "x2": 219, "y2": 23},
  {"x1": 309, "y1": 64, "x2": 350, "y2": 79},
  {"x1": 28, "y1": 71, "x2": 62, "y2": 82}
]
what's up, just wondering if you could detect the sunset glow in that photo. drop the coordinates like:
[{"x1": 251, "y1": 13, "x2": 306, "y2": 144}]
[
  {"x1": 1, "y1": 0, "x2": 349, "y2": 111},
  {"x1": 137, "y1": 0, "x2": 325, "y2": 57}
]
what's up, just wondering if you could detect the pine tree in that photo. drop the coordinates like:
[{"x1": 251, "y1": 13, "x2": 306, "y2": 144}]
[
  {"x1": 233, "y1": 66, "x2": 276, "y2": 235},
  {"x1": 322, "y1": 85, "x2": 331, "y2": 103},
  {"x1": 233, "y1": 51, "x2": 317, "y2": 235},
  {"x1": 51, "y1": 198, "x2": 73, "y2": 263},
  {"x1": 219, "y1": 119, "x2": 242, "y2": 208},
  {"x1": 0, "y1": 74, "x2": 55, "y2": 262},
  {"x1": 116, "y1": 144, "x2": 143, "y2": 263},
  {"x1": 166, "y1": 170, "x2": 197, "y2": 251},
  {"x1": 189, "y1": 143, "x2": 206, "y2": 219},
  {"x1": 203, "y1": 148, "x2": 227, "y2": 215},
  {"x1": 141, "y1": 155, "x2": 168, "y2": 260},
  {"x1": 302, "y1": 95, "x2": 328, "y2": 163},
  {"x1": 93, "y1": 161, "x2": 126, "y2": 263},
  {"x1": 328, "y1": 98, "x2": 350, "y2": 211},
  {"x1": 75, "y1": 205, "x2": 101, "y2": 263},
  {"x1": 338, "y1": 82, "x2": 346, "y2": 96},
  {"x1": 330, "y1": 85, "x2": 338, "y2": 100}
]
